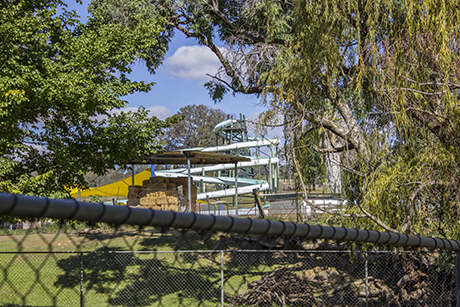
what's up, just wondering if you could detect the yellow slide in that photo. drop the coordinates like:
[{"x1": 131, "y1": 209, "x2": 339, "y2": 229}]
[{"x1": 69, "y1": 169, "x2": 152, "y2": 198}]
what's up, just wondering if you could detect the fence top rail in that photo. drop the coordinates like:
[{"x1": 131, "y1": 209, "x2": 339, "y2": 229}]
[
  {"x1": 0, "y1": 250, "x2": 452, "y2": 255},
  {"x1": 1, "y1": 193, "x2": 459, "y2": 251}
]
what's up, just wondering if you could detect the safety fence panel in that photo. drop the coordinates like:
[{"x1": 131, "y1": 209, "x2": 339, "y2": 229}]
[{"x1": 0, "y1": 248, "x2": 457, "y2": 306}]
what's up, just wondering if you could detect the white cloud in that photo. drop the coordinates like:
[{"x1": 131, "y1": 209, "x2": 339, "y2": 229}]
[
  {"x1": 163, "y1": 45, "x2": 227, "y2": 82},
  {"x1": 110, "y1": 106, "x2": 173, "y2": 120},
  {"x1": 93, "y1": 106, "x2": 173, "y2": 122},
  {"x1": 145, "y1": 106, "x2": 174, "y2": 119}
]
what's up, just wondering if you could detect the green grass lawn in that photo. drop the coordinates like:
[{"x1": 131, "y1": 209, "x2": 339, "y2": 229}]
[{"x1": 0, "y1": 228, "x2": 281, "y2": 306}]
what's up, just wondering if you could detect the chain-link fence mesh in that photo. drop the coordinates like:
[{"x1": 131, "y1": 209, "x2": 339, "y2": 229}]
[
  {"x1": 1, "y1": 193, "x2": 460, "y2": 306},
  {"x1": 0, "y1": 224, "x2": 458, "y2": 306}
]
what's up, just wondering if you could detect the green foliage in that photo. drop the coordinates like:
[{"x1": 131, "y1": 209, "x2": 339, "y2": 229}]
[
  {"x1": 160, "y1": 104, "x2": 228, "y2": 150},
  {"x1": 265, "y1": 0, "x2": 460, "y2": 238},
  {"x1": 293, "y1": 130, "x2": 325, "y2": 191},
  {"x1": 0, "y1": 171, "x2": 67, "y2": 199},
  {"x1": 204, "y1": 81, "x2": 229, "y2": 103},
  {"x1": 88, "y1": 0, "x2": 170, "y2": 73},
  {"x1": 86, "y1": 0, "x2": 460, "y2": 238},
  {"x1": 89, "y1": 194, "x2": 102, "y2": 203},
  {"x1": 0, "y1": 0, "x2": 175, "y2": 196}
]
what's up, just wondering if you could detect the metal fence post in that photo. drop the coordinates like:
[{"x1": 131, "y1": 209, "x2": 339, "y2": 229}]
[
  {"x1": 365, "y1": 251, "x2": 369, "y2": 307},
  {"x1": 456, "y1": 252, "x2": 460, "y2": 307},
  {"x1": 80, "y1": 252, "x2": 84, "y2": 307},
  {"x1": 221, "y1": 251, "x2": 224, "y2": 307}
]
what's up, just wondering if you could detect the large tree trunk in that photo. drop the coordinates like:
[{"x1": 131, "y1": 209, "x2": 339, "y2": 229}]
[{"x1": 324, "y1": 132, "x2": 342, "y2": 194}]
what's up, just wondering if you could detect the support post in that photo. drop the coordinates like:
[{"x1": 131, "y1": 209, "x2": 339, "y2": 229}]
[
  {"x1": 221, "y1": 251, "x2": 225, "y2": 307},
  {"x1": 187, "y1": 157, "x2": 192, "y2": 213},
  {"x1": 365, "y1": 251, "x2": 369, "y2": 307},
  {"x1": 456, "y1": 252, "x2": 460, "y2": 307},
  {"x1": 80, "y1": 252, "x2": 84, "y2": 307},
  {"x1": 269, "y1": 160, "x2": 272, "y2": 193},
  {"x1": 253, "y1": 189, "x2": 265, "y2": 219},
  {"x1": 131, "y1": 165, "x2": 135, "y2": 186},
  {"x1": 201, "y1": 168, "x2": 205, "y2": 193},
  {"x1": 234, "y1": 162, "x2": 238, "y2": 216}
]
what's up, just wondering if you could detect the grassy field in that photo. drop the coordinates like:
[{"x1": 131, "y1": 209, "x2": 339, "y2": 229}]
[{"x1": 0, "y1": 227, "x2": 282, "y2": 306}]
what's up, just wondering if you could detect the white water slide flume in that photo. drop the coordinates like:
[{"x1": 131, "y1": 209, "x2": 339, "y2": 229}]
[
  {"x1": 160, "y1": 157, "x2": 280, "y2": 174},
  {"x1": 156, "y1": 119, "x2": 280, "y2": 200}
]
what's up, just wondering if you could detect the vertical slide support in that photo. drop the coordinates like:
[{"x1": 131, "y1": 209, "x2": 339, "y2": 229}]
[
  {"x1": 269, "y1": 144, "x2": 273, "y2": 193},
  {"x1": 235, "y1": 162, "x2": 238, "y2": 216},
  {"x1": 201, "y1": 168, "x2": 205, "y2": 193},
  {"x1": 187, "y1": 157, "x2": 192, "y2": 213},
  {"x1": 131, "y1": 165, "x2": 135, "y2": 186},
  {"x1": 275, "y1": 146, "x2": 280, "y2": 193},
  {"x1": 257, "y1": 147, "x2": 261, "y2": 181}
]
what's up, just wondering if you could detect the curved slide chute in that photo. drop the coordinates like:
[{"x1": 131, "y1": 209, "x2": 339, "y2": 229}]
[
  {"x1": 70, "y1": 118, "x2": 279, "y2": 201},
  {"x1": 157, "y1": 118, "x2": 279, "y2": 200}
]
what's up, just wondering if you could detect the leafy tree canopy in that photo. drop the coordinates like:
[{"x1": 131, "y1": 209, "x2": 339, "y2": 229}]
[
  {"x1": 265, "y1": 0, "x2": 460, "y2": 237},
  {"x1": 89, "y1": 0, "x2": 460, "y2": 238},
  {"x1": 0, "y1": 0, "x2": 177, "y2": 196},
  {"x1": 160, "y1": 104, "x2": 228, "y2": 150}
]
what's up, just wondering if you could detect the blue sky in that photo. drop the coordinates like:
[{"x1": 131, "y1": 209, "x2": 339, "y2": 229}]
[{"x1": 66, "y1": 0, "x2": 268, "y2": 125}]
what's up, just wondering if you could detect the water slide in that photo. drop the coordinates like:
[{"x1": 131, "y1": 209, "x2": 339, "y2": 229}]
[
  {"x1": 70, "y1": 119, "x2": 279, "y2": 201},
  {"x1": 157, "y1": 119, "x2": 279, "y2": 200}
]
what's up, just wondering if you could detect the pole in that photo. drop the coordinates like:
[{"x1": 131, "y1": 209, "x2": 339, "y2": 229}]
[
  {"x1": 221, "y1": 251, "x2": 225, "y2": 307},
  {"x1": 201, "y1": 168, "x2": 205, "y2": 193},
  {"x1": 365, "y1": 251, "x2": 369, "y2": 307},
  {"x1": 270, "y1": 144, "x2": 274, "y2": 193},
  {"x1": 253, "y1": 189, "x2": 265, "y2": 219},
  {"x1": 456, "y1": 252, "x2": 460, "y2": 307},
  {"x1": 234, "y1": 162, "x2": 238, "y2": 216},
  {"x1": 187, "y1": 157, "x2": 192, "y2": 213},
  {"x1": 80, "y1": 252, "x2": 84, "y2": 307},
  {"x1": 131, "y1": 165, "x2": 135, "y2": 186}
]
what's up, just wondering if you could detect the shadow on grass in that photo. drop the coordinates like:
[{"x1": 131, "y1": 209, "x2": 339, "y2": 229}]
[
  {"x1": 137, "y1": 230, "x2": 222, "y2": 251},
  {"x1": 54, "y1": 247, "x2": 222, "y2": 306}
]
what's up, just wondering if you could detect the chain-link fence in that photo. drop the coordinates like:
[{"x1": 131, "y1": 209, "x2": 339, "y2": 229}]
[
  {"x1": 0, "y1": 243, "x2": 457, "y2": 306},
  {"x1": 1, "y1": 193, "x2": 460, "y2": 306}
]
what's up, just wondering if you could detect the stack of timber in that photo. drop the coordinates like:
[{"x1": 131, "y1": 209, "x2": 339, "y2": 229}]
[{"x1": 127, "y1": 176, "x2": 197, "y2": 212}]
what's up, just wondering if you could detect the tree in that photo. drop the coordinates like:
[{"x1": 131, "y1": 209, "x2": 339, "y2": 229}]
[
  {"x1": 0, "y1": 0, "x2": 176, "y2": 196},
  {"x1": 265, "y1": 0, "x2": 460, "y2": 236},
  {"x1": 160, "y1": 104, "x2": 228, "y2": 150},
  {"x1": 89, "y1": 0, "x2": 460, "y2": 238}
]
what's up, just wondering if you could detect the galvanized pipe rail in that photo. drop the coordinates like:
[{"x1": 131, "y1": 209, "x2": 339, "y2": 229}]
[{"x1": 1, "y1": 193, "x2": 459, "y2": 251}]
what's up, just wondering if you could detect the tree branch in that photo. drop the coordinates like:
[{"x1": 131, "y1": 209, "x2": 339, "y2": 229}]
[
  {"x1": 401, "y1": 180, "x2": 457, "y2": 233},
  {"x1": 354, "y1": 200, "x2": 399, "y2": 233},
  {"x1": 202, "y1": 0, "x2": 287, "y2": 45}
]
